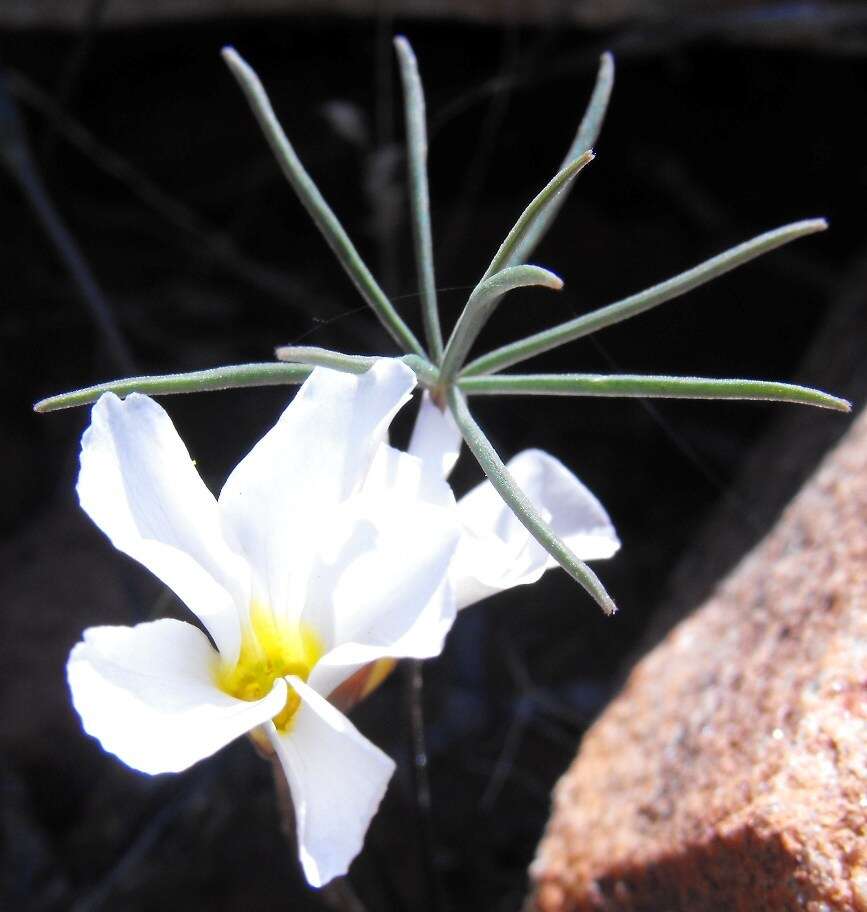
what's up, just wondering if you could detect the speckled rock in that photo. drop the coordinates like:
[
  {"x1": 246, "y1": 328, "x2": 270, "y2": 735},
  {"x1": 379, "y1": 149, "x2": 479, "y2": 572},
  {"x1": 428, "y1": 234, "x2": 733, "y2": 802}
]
[{"x1": 529, "y1": 408, "x2": 867, "y2": 912}]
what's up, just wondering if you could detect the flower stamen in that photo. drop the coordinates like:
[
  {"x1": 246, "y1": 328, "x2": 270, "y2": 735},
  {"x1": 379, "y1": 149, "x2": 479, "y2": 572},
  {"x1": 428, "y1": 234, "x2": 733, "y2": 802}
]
[{"x1": 218, "y1": 602, "x2": 323, "y2": 730}]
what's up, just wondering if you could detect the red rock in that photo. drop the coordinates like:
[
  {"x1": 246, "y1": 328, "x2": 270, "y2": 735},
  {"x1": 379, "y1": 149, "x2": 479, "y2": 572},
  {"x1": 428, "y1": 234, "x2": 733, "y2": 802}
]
[{"x1": 529, "y1": 409, "x2": 867, "y2": 912}]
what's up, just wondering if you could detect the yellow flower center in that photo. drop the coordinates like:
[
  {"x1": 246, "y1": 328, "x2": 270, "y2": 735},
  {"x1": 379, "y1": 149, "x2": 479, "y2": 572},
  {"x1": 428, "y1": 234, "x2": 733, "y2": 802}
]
[{"x1": 217, "y1": 602, "x2": 323, "y2": 731}]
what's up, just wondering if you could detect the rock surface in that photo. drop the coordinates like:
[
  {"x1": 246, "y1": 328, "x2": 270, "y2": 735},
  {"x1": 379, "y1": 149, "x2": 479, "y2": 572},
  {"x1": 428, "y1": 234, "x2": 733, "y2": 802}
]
[{"x1": 529, "y1": 407, "x2": 867, "y2": 912}]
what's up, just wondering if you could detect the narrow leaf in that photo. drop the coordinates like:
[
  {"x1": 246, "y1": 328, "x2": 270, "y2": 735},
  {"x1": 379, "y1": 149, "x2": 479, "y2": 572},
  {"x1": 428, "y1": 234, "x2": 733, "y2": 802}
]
[
  {"x1": 463, "y1": 218, "x2": 828, "y2": 377},
  {"x1": 275, "y1": 345, "x2": 440, "y2": 385},
  {"x1": 458, "y1": 372, "x2": 851, "y2": 412},
  {"x1": 507, "y1": 52, "x2": 614, "y2": 267},
  {"x1": 222, "y1": 47, "x2": 426, "y2": 358},
  {"x1": 482, "y1": 151, "x2": 594, "y2": 283},
  {"x1": 34, "y1": 363, "x2": 312, "y2": 413},
  {"x1": 439, "y1": 265, "x2": 562, "y2": 381},
  {"x1": 394, "y1": 36, "x2": 443, "y2": 360},
  {"x1": 446, "y1": 386, "x2": 617, "y2": 615},
  {"x1": 275, "y1": 346, "x2": 379, "y2": 373}
]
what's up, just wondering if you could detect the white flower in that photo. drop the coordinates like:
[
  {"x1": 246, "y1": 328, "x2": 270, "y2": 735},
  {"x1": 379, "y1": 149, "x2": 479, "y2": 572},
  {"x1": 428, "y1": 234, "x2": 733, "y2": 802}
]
[
  {"x1": 409, "y1": 392, "x2": 620, "y2": 609},
  {"x1": 66, "y1": 360, "x2": 461, "y2": 887}
]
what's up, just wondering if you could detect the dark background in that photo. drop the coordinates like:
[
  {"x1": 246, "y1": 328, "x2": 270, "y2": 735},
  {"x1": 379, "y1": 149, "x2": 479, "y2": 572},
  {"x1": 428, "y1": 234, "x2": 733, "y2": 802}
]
[{"x1": 1, "y1": 3, "x2": 865, "y2": 910}]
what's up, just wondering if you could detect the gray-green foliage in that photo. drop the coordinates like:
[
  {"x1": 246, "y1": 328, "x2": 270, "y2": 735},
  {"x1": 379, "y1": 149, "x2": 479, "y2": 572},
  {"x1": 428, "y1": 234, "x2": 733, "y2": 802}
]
[{"x1": 36, "y1": 41, "x2": 849, "y2": 614}]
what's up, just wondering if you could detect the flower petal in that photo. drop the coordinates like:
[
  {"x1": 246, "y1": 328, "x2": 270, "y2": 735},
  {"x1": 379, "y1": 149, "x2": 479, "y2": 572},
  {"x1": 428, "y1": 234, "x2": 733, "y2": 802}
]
[
  {"x1": 304, "y1": 443, "x2": 460, "y2": 698},
  {"x1": 452, "y1": 448, "x2": 620, "y2": 609},
  {"x1": 218, "y1": 361, "x2": 416, "y2": 618},
  {"x1": 67, "y1": 619, "x2": 287, "y2": 775},
  {"x1": 408, "y1": 391, "x2": 462, "y2": 480},
  {"x1": 77, "y1": 393, "x2": 249, "y2": 663},
  {"x1": 268, "y1": 676, "x2": 395, "y2": 887}
]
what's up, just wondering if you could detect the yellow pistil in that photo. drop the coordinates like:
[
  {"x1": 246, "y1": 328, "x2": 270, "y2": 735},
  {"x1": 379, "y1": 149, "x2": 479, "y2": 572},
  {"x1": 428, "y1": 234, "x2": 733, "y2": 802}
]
[{"x1": 217, "y1": 602, "x2": 323, "y2": 731}]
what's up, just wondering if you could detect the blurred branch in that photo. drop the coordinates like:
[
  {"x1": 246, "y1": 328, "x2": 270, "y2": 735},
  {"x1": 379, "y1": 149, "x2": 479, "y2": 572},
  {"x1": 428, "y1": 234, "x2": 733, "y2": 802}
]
[
  {"x1": 1, "y1": 71, "x2": 135, "y2": 373},
  {"x1": 6, "y1": 70, "x2": 339, "y2": 323}
]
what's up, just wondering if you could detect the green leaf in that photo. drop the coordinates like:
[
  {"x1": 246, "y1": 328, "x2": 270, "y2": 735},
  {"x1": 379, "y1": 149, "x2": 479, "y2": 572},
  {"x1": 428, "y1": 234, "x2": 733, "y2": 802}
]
[
  {"x1": 482, "y1": 151, "x2": 594, "y2": 283},
  {"x1": 274, "y1": 345, "x2": 439, "y2": 385},
  {"x1": 275, "y1": 346, "x2": 379, "y2": 373},
  {"x1": 394, "y1": 36, "x2": 443, "y2": 361},
  {"x1": 222, "y1": 47, "x2": 426, "y2": 358},
  {"x1": 507, "y1": 52, "x2": 614, "y2": 267},
  {"x1": 447, "y1": 386, "x2": 617, "y2": 615},
  {"x1": 458, "y1": 372, "x2": 851, "y2": 411},
  {"x1": 462, "y1": 218, "x2": 828, "y2": 377},
  {"x1": 439, "y1": 265, "x2": 562, "y2": 382},
  {"x1": 34, "y1": 363, "x2": 313, "y2": 413}
]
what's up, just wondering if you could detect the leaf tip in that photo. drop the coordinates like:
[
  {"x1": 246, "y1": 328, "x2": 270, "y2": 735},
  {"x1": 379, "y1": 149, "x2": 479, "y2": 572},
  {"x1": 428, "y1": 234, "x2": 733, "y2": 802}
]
[{"x1": 221, "y1": 45, "x2": 251, "y2": 80}]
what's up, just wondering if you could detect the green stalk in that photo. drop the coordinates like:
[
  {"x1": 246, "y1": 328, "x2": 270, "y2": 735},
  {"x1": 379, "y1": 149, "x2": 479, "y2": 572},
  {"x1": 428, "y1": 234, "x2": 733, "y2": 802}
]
[
  {"x1": 447, "y1": 386, "x2": 616, "y2": 615},
  {"x1": 222, "y1": 47, "x2": 425, "y2": 358},
  {"x1": 462, "y1": 219, "x2": 827, "y2": 377},
  {"x1": 394, "y1": 37, "x2": 443, "y2": 361},
  {"x1": 34, "y1": 363, "x2": 313, "y2": 413},
  {"x1": 458, "y1": 372, "x2": 851, "y2": 411}
]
